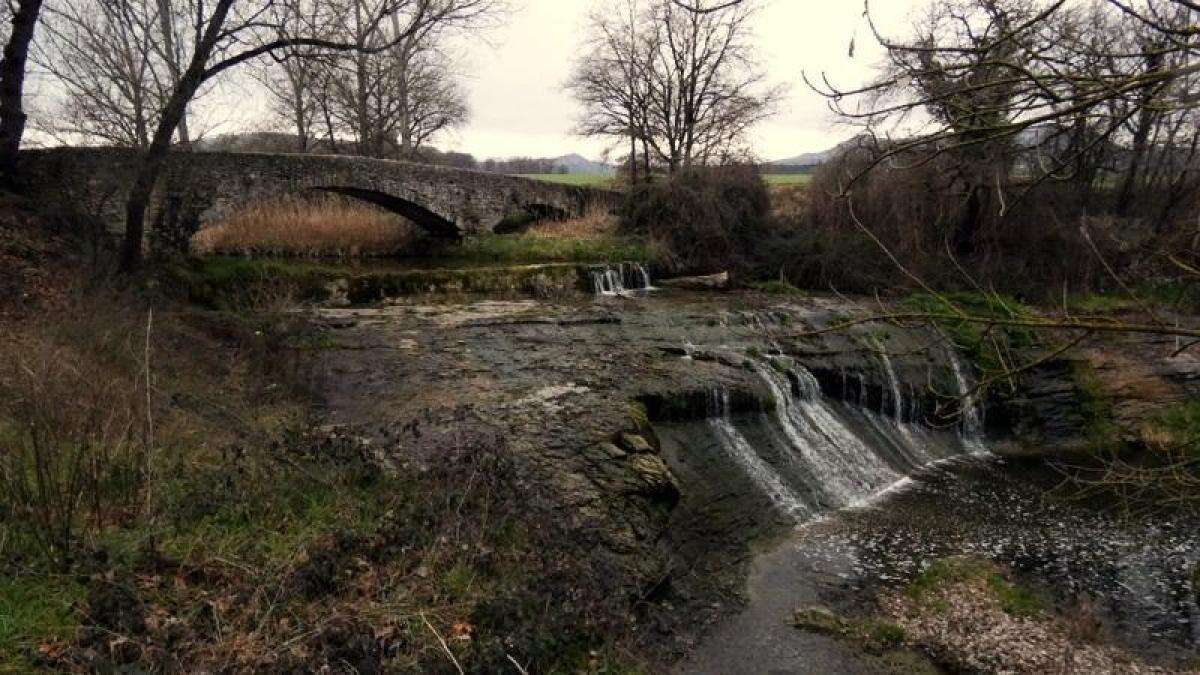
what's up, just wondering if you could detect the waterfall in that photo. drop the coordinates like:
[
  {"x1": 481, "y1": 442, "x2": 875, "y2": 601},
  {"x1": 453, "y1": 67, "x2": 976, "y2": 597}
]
[
  {"x1": 591, "y1": 263, "x2": 653, "y2": 296},
  {"x1": 753, "y1": 363, "x2": 903, "y2": 508},
  {"x1": 624, "y1": 262, "x2": 653, "y2": 291},
  {"x1": 867, "y1": 338, "x2": 933, "y2": 464},
  {"x1": 872, "y1": 337, "x2": 905, "y2": 420},
  {"x1": 677, "y1": 351, "x2": 986, "y2": 525},
  {"x1": 591, "y1": 268, "x2": 625, "y2": 296},
  {"x1": 707, "y1": 387, "x2": 810, "y2": 517},
  {"x1": 945, "y1": 348, "x2": 988, "y2": 454}
]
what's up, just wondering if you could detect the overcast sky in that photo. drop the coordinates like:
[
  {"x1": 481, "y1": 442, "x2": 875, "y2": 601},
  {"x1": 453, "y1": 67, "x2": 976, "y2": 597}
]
[
  {"x1": 24, "y1": 0, "x2": 927, "y2": 160},
  {"x1": 448, "y1": 0, "x2": 925, "y2": 161}
]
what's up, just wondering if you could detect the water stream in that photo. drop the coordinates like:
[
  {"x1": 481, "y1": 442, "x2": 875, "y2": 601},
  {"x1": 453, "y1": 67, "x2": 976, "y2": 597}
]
[
  {"x1": 591, "y1": 262, "x2": 654, "y2": 296},
  {"x1": 684, "y1": 358, "x2": 974, "y2": 525}
]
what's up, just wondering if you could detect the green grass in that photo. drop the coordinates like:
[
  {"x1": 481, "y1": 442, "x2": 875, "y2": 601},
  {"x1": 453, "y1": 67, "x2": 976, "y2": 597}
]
[
  {"x1": 514, "y1": 173, "x2": 616, "y2": 188},
  {"x1": 1068, "y1": 293, "x2": 1137, "y2": 314},
  {"x1": 0, "y1": 576, "x2": 83, "y2": 672},
  {"x1": 907, "y1": 557, "x2": 1046, "y2": 618},
  {"x1": 1072, "y1": 362, "x2": 1123, "y2": 454},
  {"x1": 900, "y1": 291, "x2": 1037, "y2": 377},
  {"x1": 763, "y1": 173, "x2": 813, "y2": 186},
  {"x1": 444, "y1": 233, "x2": 650, "y2": 265},
  {"x1": 1157, "y1": 400, "x2": 1200, "y2": 457},
  {"x1": 792, "y1": 607, "x2": 907, "y2": 652}
]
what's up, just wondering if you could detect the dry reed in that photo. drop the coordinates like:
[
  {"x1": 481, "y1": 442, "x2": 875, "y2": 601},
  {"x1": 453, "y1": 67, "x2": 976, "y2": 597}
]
[
  {"x1": 524, "y1": 206, "x2": 617, "y2": 239},
  {"x1": 191, "y1": 194, "x2": 417, "y2": 258}
]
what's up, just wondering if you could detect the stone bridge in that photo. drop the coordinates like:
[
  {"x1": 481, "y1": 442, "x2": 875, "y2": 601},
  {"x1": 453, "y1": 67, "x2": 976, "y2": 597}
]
[{"x1": 16, "y1": 147, "x2": 617, "y2": 253}]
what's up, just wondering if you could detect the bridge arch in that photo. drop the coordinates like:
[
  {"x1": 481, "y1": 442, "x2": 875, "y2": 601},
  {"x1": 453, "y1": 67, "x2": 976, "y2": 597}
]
[{"x1": 311, "y1": 186, "x2": 461, "y2": 239}]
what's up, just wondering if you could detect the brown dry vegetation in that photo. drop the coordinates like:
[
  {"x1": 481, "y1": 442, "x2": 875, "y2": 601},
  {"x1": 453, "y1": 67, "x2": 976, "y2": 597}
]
[
  {"x1": 760, "y1": 151, "x2": 1200, "y2": 309},
  {"x1": 190, "y1": 194, "x2": 418, "y2": 258},
  {"x1": 881, "y1": 557, "x2": 1172, "y2": 674},
  {"x1": 523, "y1": 205, "x2": 617, "y2": 240}
]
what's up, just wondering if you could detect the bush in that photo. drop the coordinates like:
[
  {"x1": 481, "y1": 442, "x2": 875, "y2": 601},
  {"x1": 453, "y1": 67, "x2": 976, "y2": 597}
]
[
  {"x1": 618, "y1": 165, "x2": 772, "y2": 275},
  {"x1": 767, "y1": 144, "x2": 1200, "y2": 303},
  {"x1": 0, "y1": 306, "x2": 151, "y2": 568}
]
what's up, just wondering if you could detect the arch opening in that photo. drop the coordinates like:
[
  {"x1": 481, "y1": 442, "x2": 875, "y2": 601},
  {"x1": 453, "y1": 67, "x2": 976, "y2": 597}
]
[
  {"x1": 492, "y1": 203, "x2": 572, "y2": 235},
  {"x1": 312, "y1": 186, "x2": 461, "y2": 239}
]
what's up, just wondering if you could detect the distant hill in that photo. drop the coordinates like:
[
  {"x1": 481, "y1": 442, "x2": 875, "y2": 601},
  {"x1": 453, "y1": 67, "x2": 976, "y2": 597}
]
[
  {"x1": 770, "y1": 136, "x2": 873, "y2": 168},
  {"x1": 551, "y1": 153, "x2": 615, "y2": 175},
  {"x1": 770, "y1": 148, "x2": 837, "y2": 168}
]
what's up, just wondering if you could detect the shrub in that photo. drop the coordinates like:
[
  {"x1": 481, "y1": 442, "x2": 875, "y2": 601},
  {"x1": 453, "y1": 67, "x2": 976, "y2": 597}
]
[
  {"x1": 0, "y1": 306, "x2": 151, "y2": 567},
  {"x1": 618, "y1": 165, "x2": 772, "y2": 275},
  {"x1": 773, "y1": 144, "x2": 1200, "y2": 303}
]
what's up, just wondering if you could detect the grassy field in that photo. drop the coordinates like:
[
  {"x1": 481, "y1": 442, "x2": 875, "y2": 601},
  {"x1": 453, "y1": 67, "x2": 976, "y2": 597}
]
[
  {"x1": 518, "y1": 172, "x2": 812, "y2": 188},
  {"x1": 514, "y1": 173, "x2": 616, "y2": 187},
  {"x1": 763, "y1": 173, "x2": 813, "y2": 186}
]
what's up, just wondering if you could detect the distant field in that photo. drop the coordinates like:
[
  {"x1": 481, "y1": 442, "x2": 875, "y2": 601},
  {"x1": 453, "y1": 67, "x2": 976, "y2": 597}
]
[
  {"x1": 515, "y1": 173, "x2": 616, "y2": 187},
  {"x1": 517, "y1": 172, "x2": 811, "y2": 188},
  {"x1": 763, "y1": 173, "x2": 813, "y2": 186}
]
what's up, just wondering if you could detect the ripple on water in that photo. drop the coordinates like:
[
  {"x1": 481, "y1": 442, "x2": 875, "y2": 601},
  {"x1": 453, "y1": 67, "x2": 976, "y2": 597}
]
[{"x1": 808, "y1": 455, "x2": 1200, "y2": 656}]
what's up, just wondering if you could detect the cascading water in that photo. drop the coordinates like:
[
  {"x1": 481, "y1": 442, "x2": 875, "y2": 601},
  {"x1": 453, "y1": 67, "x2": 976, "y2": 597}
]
[
  {"x1": 867, "y1": 338, "x2": 932, "y2": 466},
  {"x1": 706, "y1": 387, "x2": 810, "y2": 517},
  {"x1": 626, "y1": 262, "x2": 653, "y2": 291},
  {"x1": 872, "y1": 338, "x2": 906, "y2": 420},
  {"x1": 945, "y1": 348, "x2": 988, "y2": 454},
  {"x1": 753, "y1": 363, "x2": 904, "y2": 507},
  {"x1": 591, "y1": 268, "x2": 625, "y2": 296},
  {"x1": 591, "y1": 262, "x2": 654, "y2": 296},
  {"x1": 667, "y1": 350, "x2": 983, "y2": 525}
]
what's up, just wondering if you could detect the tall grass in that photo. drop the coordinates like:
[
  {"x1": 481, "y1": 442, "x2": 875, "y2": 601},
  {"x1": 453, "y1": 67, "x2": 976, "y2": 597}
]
[
  {"x1": 523, "y1": 206, "x2": 616, "y2": 239},
  {"x1": 190, "y1": 194, "x2": 417, "y2": 258},
  {"x1": 0, "y1": 304, "x2": 151, "y2": 567}
]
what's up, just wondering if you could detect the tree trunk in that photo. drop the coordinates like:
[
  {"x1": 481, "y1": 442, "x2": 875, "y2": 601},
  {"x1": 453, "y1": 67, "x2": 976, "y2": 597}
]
[
  {"x1": 0, "y1": 0, "x2": 44, "y2": 182},
  {"x1": 641, "y1": 136, "x2": 651, "y2": 183},
  {"x1": 1115, "y1": 108, "x2": 1154, "y2": 216},
  {"x1": 120, "y1": 0, "x2": 233, "y2": 271},
  {"x1": 156, "y1": 0, "x2": 190, "y2": 146},
  {"x1": 951, "y1": 183, "x2": 987, "y2": 256},
  {"x1": 119, "y1": 85, "x2": 198, "y2": 271},
  {"x1": 629, "y1": 131, "x2": 638, "y2": 184},
  {"x1": 1115, "y1": 50, "x2": 1164, "y2": 217}
]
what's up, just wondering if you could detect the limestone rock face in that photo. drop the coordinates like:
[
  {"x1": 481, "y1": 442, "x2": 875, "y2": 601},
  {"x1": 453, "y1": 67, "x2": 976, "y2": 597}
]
[
  {"x1": 990, "y1": 337, "x2": 1200, "y2": 457},
  {"x1": 626, "y1": 453, "x2": 681, "y2": 503},
  {"x1": 620, "y1": 432, "x2": 654, "y2": 454}
]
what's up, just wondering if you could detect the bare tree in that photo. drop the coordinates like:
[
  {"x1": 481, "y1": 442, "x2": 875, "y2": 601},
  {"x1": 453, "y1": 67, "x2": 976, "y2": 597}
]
[
  {"x1": 397, "y1": 45, "x2": 468, "y2": 153},
  {"x1": 118, "y1": 0, "x2": 499, "y2": 271},
  {"x1": 31, "y1": 0, "x2": 204, "y2": 149},
  {"x1": 0, "y1": 0, "x2": 44, "y2": 180},
  {"x1": 570, "y1": 0, "x2": 780, "y2": 177},
  {"x1": 809, "y1": 0, "x2": 1200, "y2": 213},
  {"x1": 570, "y1": 0, "x2": 655, "y2": 182},
  {"x1": 256, "y1": 0, "x2": 335, "y2": 152},
  {"x1": 34, "y1": 0, "x2": 166, "y2": 147},
  {"x1": 297, "y1": 0, "x2": 486, "y2": 158}
]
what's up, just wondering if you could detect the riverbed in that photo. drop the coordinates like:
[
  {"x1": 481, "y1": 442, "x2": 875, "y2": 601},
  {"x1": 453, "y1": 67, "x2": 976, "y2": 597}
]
[{"x1": 306, "y1": 286, "x2": 1200, "y2": 672}]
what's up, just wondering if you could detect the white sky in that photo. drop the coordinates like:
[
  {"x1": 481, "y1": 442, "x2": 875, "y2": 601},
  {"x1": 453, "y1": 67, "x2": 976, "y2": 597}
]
[
  {"x1": 446, "y1": 0, "x2": 925, "y2": 161},
  {"x1": 23, "y1": 0, "x2": 928, "y2": 161}
]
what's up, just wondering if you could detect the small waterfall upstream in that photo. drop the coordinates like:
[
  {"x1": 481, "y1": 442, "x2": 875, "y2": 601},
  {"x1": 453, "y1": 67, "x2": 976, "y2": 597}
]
[{"x1": 591, "y1": 262, "x2": 654, "y2": 296}]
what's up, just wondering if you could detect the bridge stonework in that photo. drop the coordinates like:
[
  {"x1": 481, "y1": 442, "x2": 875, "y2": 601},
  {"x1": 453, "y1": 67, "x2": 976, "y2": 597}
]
[{"x1": 17, "y1": 148, "x2": 616, "y2": 254}]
